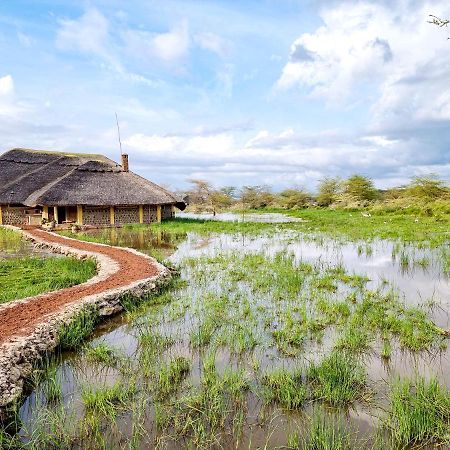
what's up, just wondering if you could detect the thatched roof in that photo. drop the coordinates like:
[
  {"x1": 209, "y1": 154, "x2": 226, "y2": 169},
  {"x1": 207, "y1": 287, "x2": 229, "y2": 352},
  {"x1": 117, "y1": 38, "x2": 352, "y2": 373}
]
[{"x1": 0, "y1": 148, "x2": 185, "y2": 208}]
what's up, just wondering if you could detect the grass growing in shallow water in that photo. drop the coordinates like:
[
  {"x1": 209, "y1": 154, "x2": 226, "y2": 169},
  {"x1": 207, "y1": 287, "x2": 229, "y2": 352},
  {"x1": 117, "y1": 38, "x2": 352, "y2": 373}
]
[
  {"x1": 58, "y1": 305, "x2": 99, "y2": 350},
  {"x1": 385, "y1": 377, "x2": 450, "y2": 448},
  {"x1": 262, "y1": 367, "x2": 306, "y2": 410},
  {"x1": 307, "y1": 352, "x2": 367, "y2": 406},
  {"x1": 5, "y1": 222, "x2": 449, "y2": 449}
]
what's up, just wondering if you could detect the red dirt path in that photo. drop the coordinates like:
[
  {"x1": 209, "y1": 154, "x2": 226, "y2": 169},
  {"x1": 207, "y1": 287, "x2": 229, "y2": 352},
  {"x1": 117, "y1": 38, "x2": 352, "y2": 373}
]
[{"x1": 0, "y1": 229, "x2": 159, "y2": 345}]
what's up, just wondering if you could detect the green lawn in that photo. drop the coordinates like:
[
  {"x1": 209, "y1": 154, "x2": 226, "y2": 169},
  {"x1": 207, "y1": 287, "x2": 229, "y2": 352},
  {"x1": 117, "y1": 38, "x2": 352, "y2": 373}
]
[{"x1": 0, "y1": 256, "x2": 97, "y2": 304}]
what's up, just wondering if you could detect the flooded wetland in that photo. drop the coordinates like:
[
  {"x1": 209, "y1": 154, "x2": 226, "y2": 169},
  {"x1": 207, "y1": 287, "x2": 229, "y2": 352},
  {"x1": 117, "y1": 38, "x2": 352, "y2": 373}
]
[{"x1": 2, "y1": 214, "x2": 450, "y2": 449}]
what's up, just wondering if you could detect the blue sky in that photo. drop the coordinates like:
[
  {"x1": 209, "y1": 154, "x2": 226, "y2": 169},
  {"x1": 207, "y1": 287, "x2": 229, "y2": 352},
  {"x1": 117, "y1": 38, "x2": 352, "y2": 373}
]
[{"x1": 0, "y1": 0, "x2": 449, "y2": 191}]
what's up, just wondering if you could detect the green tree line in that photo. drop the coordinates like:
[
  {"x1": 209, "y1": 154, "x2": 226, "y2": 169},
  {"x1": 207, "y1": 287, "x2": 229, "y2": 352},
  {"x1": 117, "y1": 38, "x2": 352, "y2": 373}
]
[{"x1": 181, "y1": 175, "x2": 449, "y2": 214}]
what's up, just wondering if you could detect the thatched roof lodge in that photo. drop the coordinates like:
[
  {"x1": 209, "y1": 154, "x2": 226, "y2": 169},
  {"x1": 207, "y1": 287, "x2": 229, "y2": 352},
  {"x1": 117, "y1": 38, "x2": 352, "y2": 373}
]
[{"x1": 0, "y1": 148, "x2": 185, "y2": 227}]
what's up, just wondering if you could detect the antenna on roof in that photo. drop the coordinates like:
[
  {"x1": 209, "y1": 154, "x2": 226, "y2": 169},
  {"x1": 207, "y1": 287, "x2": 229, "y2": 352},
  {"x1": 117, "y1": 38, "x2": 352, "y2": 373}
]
[{"x1": 115, "y1": 112, "x2": 123, "y2": 156}]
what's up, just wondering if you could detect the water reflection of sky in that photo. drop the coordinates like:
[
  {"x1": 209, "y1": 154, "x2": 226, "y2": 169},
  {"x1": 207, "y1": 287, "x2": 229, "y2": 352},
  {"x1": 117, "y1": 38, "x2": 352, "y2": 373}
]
[{"x1": 171, "y1": 232, "x2": 449, "y2": 313}]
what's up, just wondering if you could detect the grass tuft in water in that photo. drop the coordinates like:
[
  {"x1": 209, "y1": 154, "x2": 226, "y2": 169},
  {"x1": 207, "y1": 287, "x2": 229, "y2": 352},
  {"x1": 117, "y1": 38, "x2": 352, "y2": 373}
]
[
  {"x1": 307, "y1": 351, "x2": 366, "y2": 406},
  {"x1": 288, "y1": 410, "x2": 354, "y2": 449},
  {"x1": 84, "y1": 342, "x2": 120, "y2": 367},
  {"x1": 155, "y1": 356, "x2": 190, "y2": 400},
  {"x1": 82, "y1": 382, "x2": 136, "y2": 419},
  {"x1": 262, "y1": 367, "x2": 306, "y2": 410},
  {"x1": 385, "y1": 377, "x2": 450, "y2": 448}
]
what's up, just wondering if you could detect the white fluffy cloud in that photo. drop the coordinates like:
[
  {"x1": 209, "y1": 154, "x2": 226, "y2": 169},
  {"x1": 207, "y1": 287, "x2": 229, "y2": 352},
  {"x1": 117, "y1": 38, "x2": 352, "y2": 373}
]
[
  {"x1": 0, "y1": 75, "x2": 30, "y2": 117},
  {"x1": 194, "y1": 32, "x2": 230, "y2": 57},
  {"x1": 0, "y1": 75, "x2": 14, "y2": 97},
  {"x1": 276, "y1": 1, "x2": 450, "y2": 111},
  {"x1": 122, "y1": 124, "x2": 449, "y2": 190},
  {"x1": 123, "y1": 21, "x2": 190, "y2": 65},
  {"x1": 56, "y1": 8, "x2": 111, "y2": 59}
]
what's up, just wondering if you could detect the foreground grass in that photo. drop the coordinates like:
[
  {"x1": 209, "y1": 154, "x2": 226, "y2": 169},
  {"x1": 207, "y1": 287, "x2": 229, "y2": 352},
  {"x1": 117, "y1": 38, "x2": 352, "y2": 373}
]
[
  {"x1": 0, "y1": 256, "x2": 96, "y2": 303},
  {"x1": 385, "y1": 377, "x2": 450, "y2": 448}
]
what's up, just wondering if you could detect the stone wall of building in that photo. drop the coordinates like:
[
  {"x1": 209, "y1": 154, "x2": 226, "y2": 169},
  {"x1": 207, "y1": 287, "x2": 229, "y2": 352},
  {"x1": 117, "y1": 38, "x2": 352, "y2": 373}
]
[
  {"x1": 143, "y1": 205, "x2": 157, "y2": 223},
  {"x1": 115, "y1": 206, "x2": 140, "y2": 225},
  {"x1": 83, "y1": 206, "x2": 110, "y2": 226},
  {"x1": 2, "y1": 207, "x2": 28, "y2": 226}
]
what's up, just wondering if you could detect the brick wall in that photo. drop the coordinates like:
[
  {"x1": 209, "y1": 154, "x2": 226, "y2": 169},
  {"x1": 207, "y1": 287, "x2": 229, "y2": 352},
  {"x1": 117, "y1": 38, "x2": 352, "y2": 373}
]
[
  {"x1": 83, "y1": 206, "x2": 110, "y2": 226},
  {"x1": 115, "y1": 206, "x2": 140, "y2": 225},
  {"x1": 2, "y1": 207, "x2": 28, "y2": 226}
]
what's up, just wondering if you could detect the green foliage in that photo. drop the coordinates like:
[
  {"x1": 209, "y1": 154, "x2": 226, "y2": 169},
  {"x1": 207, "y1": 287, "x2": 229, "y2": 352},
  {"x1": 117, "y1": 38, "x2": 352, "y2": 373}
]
[
  {"x1": 307, "y1": 352, "x2": 366, "y2": 406},
  {"x1": 406, "y1": 175, "x2": 449, "y2": 200},
  {"x1": 317, "y1": 177, "x2": 342, "y2": 206},
  {"x1": 155, "y1": 356, "x2": 190, "y2": 400},
  {"x1": 343, "y1": 174, "x2": 378, "y2": 202},
  {"x1": 0, "y1": 256, "x2": 96, "y2": 303},
  {"x1": 289, "y1": 411, "x2": 354, "y2": 449},
  {"x1": 84, "y1": 342, "x2": 119, "y2": 366},
  {"x1": 241, "y1": 185, "x2": 274, "y2": 209},
  {"x1": 0, "y1": 227, "x2": 24, "y2": 254},
  {"x1": 334, "y1": 326, "x2": 372, "y2": 354},
  {"x1": 278, "y1": 188, "x2": 311, "y2": 208},
  {"x1": 262, "y1": 368, "x2": 307, "y2": 409},
  {"x1": 82, "y1": 382, "x2": 135, "y2": 419},
  {"x1": 385, "y1": 377, "x2": 450, "y2": 448},
  {"x1": 58, "y1": 305, "x2": 99, "y2": 350}
]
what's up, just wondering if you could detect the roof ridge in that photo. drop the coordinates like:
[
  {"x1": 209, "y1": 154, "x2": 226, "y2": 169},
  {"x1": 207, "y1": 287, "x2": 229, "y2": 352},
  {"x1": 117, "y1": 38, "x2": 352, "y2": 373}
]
[{"x1": 3, "y1": 148, "x2": 113, "y2": 162}]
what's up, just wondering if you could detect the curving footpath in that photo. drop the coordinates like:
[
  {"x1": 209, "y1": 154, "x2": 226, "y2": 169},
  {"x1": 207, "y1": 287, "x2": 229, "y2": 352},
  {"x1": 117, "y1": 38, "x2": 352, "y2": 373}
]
[{"x1": 0, "y1": 228, "x2": 171, "y2": 414}]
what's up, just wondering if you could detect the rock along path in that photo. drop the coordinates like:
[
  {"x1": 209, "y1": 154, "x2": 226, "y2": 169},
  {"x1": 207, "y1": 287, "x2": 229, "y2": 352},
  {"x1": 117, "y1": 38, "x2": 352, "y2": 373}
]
[{"x1": 0, "y1": 229, "x2": 161, "y2": 346}]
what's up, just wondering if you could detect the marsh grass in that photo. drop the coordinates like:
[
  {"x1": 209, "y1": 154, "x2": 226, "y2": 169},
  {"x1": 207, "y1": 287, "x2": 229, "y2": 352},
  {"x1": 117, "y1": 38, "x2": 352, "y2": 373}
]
[
  {"x1": 58, "y1": 305, "x2": 99, "y2": 350},
  {"x1": 0, "y1": 256, "x2": 96, "y2": 303},
  {"x1": 155, "y1": 356, "x2": 190, "y2": 400},
  {"x1": 288, "y1": 410, "x2": 355, "y2": 449},
  {"x1": 82, "y1": 382, "x2": 136, "y2": 419},
  {"x1": 6, "y1": 219, "x2": 449, "y2": 448},
  {"x1": 335, "y1": 326, "x2": 372, "y2": 354},
  {"x1": 307, "y1": 352, "x2": 367, "y2": 406},
  {"x1": 0, "y1": 226, "x2": 23, "y2": 251},
  {"x1": 385, "y1": 377, "x2": 450, "y2": 448},
  {"x1": 262, "y1": 367, "x2": 306, "y2": 409},
  {"x1": 160, "y1": 353, "x2": 249, "y2": 448},
  {"x1": 84, "y1": 342, "x2": 120, "y2": 367}
]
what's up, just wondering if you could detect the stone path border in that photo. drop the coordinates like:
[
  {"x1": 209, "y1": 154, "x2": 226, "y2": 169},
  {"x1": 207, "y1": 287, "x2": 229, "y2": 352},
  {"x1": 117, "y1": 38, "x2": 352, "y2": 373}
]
[{"x1": 0, "y1": 227, "x2": 171, "y2": 414}]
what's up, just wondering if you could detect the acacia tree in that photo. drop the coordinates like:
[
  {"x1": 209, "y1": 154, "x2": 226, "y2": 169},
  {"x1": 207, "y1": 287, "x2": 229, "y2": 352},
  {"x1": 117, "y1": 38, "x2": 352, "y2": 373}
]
[
  {"x1": 406, "y1": 175, "x2": 448, "y2": 199},
  {"x1": 343, "y1": 175, "x2": 378, "y2": 202},
  {"x1": 187, "y1": 179, "x2": 212, "y2": 205},
  {"x1": 240, "y1": 185, "x2": 274, "y2": 209},
  {"x1": 317, "y1": 177, "x2": 342, "y2": 206},
  {"x1": 278, "y1": 188, "x2": 310, "y2": 208}
]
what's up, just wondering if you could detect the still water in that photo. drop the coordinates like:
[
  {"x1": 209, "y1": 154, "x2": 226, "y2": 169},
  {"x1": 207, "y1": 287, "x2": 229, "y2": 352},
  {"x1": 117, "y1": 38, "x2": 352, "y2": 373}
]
[{"x1": 12, "y1": 219, "x2": 450, "y2": 448}]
